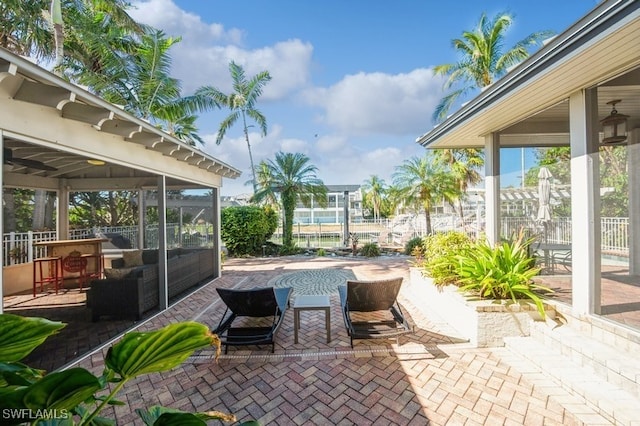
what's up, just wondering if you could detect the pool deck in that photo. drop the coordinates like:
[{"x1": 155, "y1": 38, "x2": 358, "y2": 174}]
[{"x1": 4, "y1": 255, "x2": 621, "y2": 424}]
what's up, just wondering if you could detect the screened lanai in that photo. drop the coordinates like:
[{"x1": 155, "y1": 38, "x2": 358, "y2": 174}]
[
  {"x1": 417, "y1": 0, "x2": 640, "y2": 330},
  {"x1": 0, "y1": 46, "x2": 241, "y2": 313}
]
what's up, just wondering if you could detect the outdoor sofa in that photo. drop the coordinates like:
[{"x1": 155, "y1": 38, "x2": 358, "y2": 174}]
[{"x1": 87, "y1": 248, "x2": 215, "y2": 321}]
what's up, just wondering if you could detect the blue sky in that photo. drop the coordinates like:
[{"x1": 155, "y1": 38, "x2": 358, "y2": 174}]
[{"x1": 129, "y1": 0, "x2": 597, "y2": 195}]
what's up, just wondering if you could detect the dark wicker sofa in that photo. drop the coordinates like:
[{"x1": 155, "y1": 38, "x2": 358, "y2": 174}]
[{"x1": 87, "y1": 248, "x2": 215, "y2": 321}]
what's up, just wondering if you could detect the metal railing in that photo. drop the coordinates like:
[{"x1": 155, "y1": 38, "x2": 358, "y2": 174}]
[
  {"x1": 2, "y1": 216, "x2": 631, "y2": 266},
  {"x1": 500, "y1": 216, "x2": 628, "y2": 255},
  {"x1": 3, "y1": 224, "x2": 215, "y2": 267}
]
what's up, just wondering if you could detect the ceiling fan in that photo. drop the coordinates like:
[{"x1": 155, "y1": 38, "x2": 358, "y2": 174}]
[{"x1": 3, "y1": 148, "x2": 58, "y2": 171}]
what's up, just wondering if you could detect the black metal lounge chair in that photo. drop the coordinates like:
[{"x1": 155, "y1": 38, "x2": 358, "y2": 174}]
[
  {"x1": 213, "y1": 287, "x2": 293, "y2": 353},
  {"x1": 339, "y1": 278, "x2": 413, "y2": 347}
]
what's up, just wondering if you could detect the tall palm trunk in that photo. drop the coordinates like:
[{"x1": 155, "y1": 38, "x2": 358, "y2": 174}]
[
  {"x1": 242, "y1": 112, "x2": 257, "y2": 193},
  {"x1": 281, "y1": 191, "x2": 296, "y2": 247},
  {"x1": 424, "y1": 206, "x2": 432, "y2": 235},
  {"x1": 32, "y1": 190, "x2": 47, "y2": 230},
  {"x1": 3, "y1": 189, "x2": 16, "y2": 232}
]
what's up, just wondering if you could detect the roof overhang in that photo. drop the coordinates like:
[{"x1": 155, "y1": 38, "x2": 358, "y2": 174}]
[
  {"x1": 416, "y1": 0, "x2": 640, "y2": 149},
  {"x1": 0, "y1": 48, "x2": 241, "y2": 191}
]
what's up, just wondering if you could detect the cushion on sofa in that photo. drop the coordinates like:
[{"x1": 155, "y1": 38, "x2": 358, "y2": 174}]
[
  {"x1": 123, "y1": 250, "x2": 144, "y2": 267},
  {"x1": 103, "y1": 267, "x2": 136, "y2": 279}
]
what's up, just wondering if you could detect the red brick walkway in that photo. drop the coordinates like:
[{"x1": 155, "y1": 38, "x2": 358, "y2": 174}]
[{"x1": 65, "y1": 256, "x2": 586, "y2": 425}]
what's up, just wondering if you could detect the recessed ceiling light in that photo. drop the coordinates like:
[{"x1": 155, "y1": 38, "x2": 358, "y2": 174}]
[{"x1": 87, "y1": 159, "x2": 106, "y2": 166}]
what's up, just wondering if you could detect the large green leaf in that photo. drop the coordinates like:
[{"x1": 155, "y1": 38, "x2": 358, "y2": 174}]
[
  {"x1": 23, "y1": 368, "x2": 101, "y2": 410},
  {"x1": 0, "y1": 361, "x2": 45, "y2": 386},
  {"x1": 136, "y1": 405, "x2": 237, "y2": 425},
  {"x1": 0, "y1": 314, "x2": 65, "y2": 362},
  {"x1": 0, "y1": 385, "x2": 28, "y2": 410},
  {"x1": 105, "y1": 322, "x2": 217, "y2": 379}
]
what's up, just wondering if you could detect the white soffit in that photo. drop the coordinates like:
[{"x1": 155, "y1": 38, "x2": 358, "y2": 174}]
[{"x1": 0, "y1": 48, "x2": 241, "y2": 190}]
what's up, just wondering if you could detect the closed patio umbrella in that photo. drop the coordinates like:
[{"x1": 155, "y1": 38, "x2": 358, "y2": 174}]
[
  {"x1": 536, "y1": 167, "x2": 553, "y2": 271},
  {"x1": 536, "y1": 167, "x2": 553, "y2": 226}
]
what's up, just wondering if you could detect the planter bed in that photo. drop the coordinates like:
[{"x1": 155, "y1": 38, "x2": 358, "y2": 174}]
[{"x1": 409, "y1": 268, "x2": 555, "y2": 347}]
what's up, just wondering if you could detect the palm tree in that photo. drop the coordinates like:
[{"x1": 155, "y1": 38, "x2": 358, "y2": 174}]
[
  {"x1": 433, "y1": 12, "x2": 552, "y2": 122},
  {"x1": 361, "y1": 175, "x2": 387, "y2": 222},
  {"x1": 0, "y1": 0, "x2": 54, "y2": 59},
  {"x1": 433, "y1": 149, "x2": 483, "y2": 222},
  {"x1": 0, "y1": 0, "x2": 144, "y2": 68},
  {"x1": 392, "y1": 155, "x2": 457, "y2": 235},
  {"x1": 78, "y1": 30, "x2": 216, "y2": 145},
  {"x1": 59, "y1": 0, "x2": 145, "y2": 77},
  {"x1": 251, "y1": 152, "x2": 327, "y2": 248},
  {"x1": 196, "y1": 61, "x2": 272, "y2": 192},
  {"x1": 253, "y1": 161, "x2": 280, "y2": 207}
]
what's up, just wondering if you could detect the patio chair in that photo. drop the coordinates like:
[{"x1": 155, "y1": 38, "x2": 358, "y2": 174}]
[
  {"x1": 339, "y1": 278, "x2": 413, "y2": 347},
  {"x1": 213, "y1": 287, "x2": 293, "y2": 353}
]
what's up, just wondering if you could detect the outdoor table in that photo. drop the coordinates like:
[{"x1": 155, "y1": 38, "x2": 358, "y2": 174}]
[
  {"x1": 538, "y1": 243, "x2": 572, "y2": 273},
  {"x1": 293, "y1": 295, "x2": 331, "y2": 344}
]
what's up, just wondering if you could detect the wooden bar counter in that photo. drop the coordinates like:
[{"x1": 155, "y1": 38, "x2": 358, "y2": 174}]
[{"x1": 34, "y1": 238, "x2": 108, "y2": 288}]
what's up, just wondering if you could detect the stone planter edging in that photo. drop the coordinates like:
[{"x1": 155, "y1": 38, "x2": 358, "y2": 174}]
[{"x1": 409, "y1": 268, "x2": 555, "y2": 347}]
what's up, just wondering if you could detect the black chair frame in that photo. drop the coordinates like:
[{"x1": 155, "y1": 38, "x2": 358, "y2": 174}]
[
  {"x1": 339, "y1": 278, "x2": 413, "y2": 348},
  {"x1": 213, "y1": 287, "x2": 292, "y2": 353}
]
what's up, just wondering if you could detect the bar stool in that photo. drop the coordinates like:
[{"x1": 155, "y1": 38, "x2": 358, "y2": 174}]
[
  {"x1": 81, "y1": 253, "x2": 105, "y2": 282},
  {"x1": 33, "y1": 256, "x2": 63, "y2": 296}
]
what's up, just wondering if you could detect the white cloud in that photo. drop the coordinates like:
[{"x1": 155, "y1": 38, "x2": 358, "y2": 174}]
[
  {"x1": 128, "y1": 0, "x2": 434, "y2": 196},
  {"x1": 304, "y1": 69, "x2": 445, "y2": 137},
  {"x1": 131, "y1": 0, "x2": 243, "y2": 45},
  {"x1": 130, "y1": 0, "x2": 313, "y2": 97}
]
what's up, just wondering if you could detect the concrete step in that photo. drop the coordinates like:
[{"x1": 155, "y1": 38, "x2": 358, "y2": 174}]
[
  {"x1": 504, "y1": 322, "x2": 640, "y2": 425},
  {"x1": 530, "y1": 318, "x2": 640, "y2": 400}
]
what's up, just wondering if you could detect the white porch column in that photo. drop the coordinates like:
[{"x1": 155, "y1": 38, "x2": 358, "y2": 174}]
[
  {"x1": 157, "y1": 176, "x2": 168, "y2": 310},
  {"x1": 211, "y1": 187, "x2": 221, "y2": 278},
  {"x1": 628, "y1": 129, "x2": 640, "y2": 274},
  {"x1": 570, "y1": 88, "x2": 601, "y2": 315},
  {"x1": 484, "y1": 133, "x2": 500, "y2": 246},
  {"x1": 58, "y1": 180, "x2": 69, "y2": 239},
  {"x1": 137, "y1": 189, "x2": 144, "y2": 249}
]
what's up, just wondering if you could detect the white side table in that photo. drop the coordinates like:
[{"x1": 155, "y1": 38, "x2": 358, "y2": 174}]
[{"x1": 293, "y1": 295, "x2": 331, "y2": 344}]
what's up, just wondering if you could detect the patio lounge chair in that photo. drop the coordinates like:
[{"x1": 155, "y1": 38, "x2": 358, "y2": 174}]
[
  {"x1": 339, "y1": 278, "x2": 413, "y2": 347},
  {"x1": 213, "y1": 287, "x2": 293, "y2": 353}
]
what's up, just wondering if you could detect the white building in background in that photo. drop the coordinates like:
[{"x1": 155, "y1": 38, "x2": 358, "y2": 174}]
[{"x1": 293, "y1": 185, "x2": 364, "y2": 224}]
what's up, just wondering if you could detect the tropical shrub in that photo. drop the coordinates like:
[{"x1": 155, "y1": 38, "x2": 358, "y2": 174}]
[
  {"x1": 360, "y1": 242, "x2": 380, "y2": 257},
  {"x1": 317, "y1": 248, "x2": 326, "y2": 256},
  {"x1": 0, "y1": 314, "x2": 250, "y2": 425},
  {"x1": 278, "y1": 243, "x2": 301, "y2": 256},
  {"x1": 422, "y1": 231, "x2": 473, "y2": 286},
  {"x1": 404, "y1": 237, "x2": 423, "y2": 256},
  {"x1": 454, "y1": 233, "x2": 553, "y2": 318},
  {"x1": 221, "y1": 206, "x2": 278, "y2": 256}
]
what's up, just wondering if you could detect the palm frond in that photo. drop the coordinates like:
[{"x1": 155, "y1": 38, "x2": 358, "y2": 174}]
[{"x1": 216, "y1": 111, "x2": 240, "y2": 144}]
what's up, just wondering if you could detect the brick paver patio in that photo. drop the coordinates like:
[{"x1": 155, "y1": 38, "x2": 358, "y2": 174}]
[{"x1": 28, "y1": 255, "x2": 589, "y2": 425}]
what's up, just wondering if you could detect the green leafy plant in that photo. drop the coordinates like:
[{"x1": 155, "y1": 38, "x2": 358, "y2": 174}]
[
  {"x1": 360, "y1": 242, "x2": 380, "y2": 258},
  {"x1": 454, "y1": 233, "x2": 553, "y2": 318},
  {"x1": 349, "y1": 233, "x2": 359, "y2": 255},
  {"x1": 422, "y1": 231, "x2": 473, "y2": 286},
  {"x1": 0, "y1": 314, "x2": 248, "y2": 425},
  {"x1": 317, "y1": 248, "x2": 326, "y2": 256},
  {"x1": 404, "y1": 236, "x2": 423, "y2": 256},
  {"x1": 221, "y1": 206, "x2": 278, "y2": 256}
]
